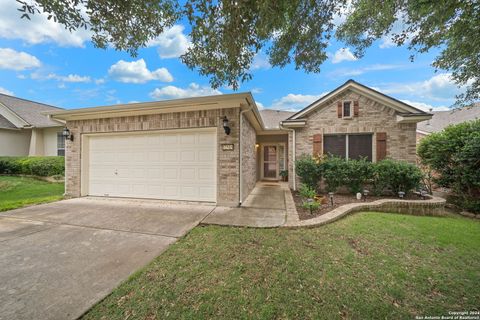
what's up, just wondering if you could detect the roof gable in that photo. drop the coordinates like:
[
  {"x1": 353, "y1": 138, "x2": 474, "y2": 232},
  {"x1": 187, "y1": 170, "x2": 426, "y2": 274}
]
[
  {"x1": 0, "y1": 93, "x2": 63, "y2": 128},
  {"x1": 287, "y1": 80, "x2": 428, "y2": 120}
]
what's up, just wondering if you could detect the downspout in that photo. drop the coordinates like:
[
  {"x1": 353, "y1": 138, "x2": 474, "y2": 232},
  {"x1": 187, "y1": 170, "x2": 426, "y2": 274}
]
[
  {"x1": 239, "y1": 105, "x2": 252, "y2": 206},
  {"x1": 279, "y1": 123, "x2": 296, "y2": 191}
]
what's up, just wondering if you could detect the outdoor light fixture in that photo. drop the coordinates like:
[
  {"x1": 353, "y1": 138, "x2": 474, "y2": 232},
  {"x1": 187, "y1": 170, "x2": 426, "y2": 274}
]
[
  {"x1": 420, "y1": 189, "x2": 427, "y2": 200},
  {"x1": 362, "y1": 189, "x2": 369, "y2": 202},
  {"x1": 398, "y1": 191, "x2": 405, "y2": 199},
  {"x1": 328, "y1": 192, "x2": 334, "y2": 206},
  {"x1": 222, "y1": 116, "x2": 231, "y2": 135},
  {"x1": 62, "y1": 127, "x2": 74, "y2": 142}
]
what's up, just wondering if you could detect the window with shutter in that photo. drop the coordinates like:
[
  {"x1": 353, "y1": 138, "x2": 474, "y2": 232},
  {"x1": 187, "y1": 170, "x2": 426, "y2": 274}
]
[
  {"x1": 348, "y1": 134, "x2": 372, "y2": 161},
  {"x1": 323, "y1": 135, "x2": 346, "y2": 158},
  {"x1": 343, "y1": 101, "x2": 351, "y2": 118},
  {"x1": 324, "y1": 133, "x2": 373, "y2": 161}
]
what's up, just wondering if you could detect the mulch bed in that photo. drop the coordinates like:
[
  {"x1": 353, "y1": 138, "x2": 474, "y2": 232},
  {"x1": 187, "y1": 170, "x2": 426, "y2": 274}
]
[{"x1": 292, "y1": 191, "x2": 425, "y2": 220}]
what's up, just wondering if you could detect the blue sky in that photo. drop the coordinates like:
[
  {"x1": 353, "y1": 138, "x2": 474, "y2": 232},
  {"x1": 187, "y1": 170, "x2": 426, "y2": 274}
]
[{"x1": 0, "y1": 0, "x2": 466, "y2": 112}]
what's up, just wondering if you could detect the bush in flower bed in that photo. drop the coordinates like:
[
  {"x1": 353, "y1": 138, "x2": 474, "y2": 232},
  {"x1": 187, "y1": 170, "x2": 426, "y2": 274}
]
[
  {"x1": 295, "y1": 154, "x2": 423, "y2": 196},
  {"x1": 0, "y1": 156, "x2": 64, "y2": 177}
]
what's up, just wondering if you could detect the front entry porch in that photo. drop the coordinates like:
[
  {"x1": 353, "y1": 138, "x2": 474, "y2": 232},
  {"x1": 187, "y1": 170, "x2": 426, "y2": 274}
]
[{"x1": 202, "y1": 182, "x2": 288, "y2": 227}]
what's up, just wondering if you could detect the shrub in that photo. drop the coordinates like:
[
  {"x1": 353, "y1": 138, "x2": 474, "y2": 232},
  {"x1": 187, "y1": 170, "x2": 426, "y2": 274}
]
[
  {"x1": 0, "y1": 156, "x2": 64, "y2": 176},
  {"x1": 299, "y1": 184, "x2": 317, "y2": 199},
  {"x1": 344, "y1": 158, "x2": 373, "y2": 194},
  {"x1": 418, "y1": 119, "x2": 480, "y2": 213},
  {"x1": 322, "y1": 156, "x2": 348, "y2": 193},
  {"x1": 295, "y1": 155, "x2": 322, "y2": 190},
  {"x1": 372, "y1": 159, "x2": 423, "y2": 195}
]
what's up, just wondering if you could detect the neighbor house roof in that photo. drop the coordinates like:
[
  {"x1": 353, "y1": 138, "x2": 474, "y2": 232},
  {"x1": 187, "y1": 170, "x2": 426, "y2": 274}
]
[
  {"x1": 0, "y1": 114, "x2": 16, "y2": 129},
  {"x1": 259, "y1": 109, "x2": 295, "y2": 129},
  {"x1": 417, "y1": 104, "x2": 480, "y2": 134},
  {"x1": 0, "y1": 93, "x2": 63, "y2": 129},
  {"x1": 284, "y1": 80, "x2": 431, "y2": 124}
]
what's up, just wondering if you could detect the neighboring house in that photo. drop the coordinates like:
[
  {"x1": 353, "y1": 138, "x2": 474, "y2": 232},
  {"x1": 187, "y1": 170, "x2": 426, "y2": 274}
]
[
  {"x1": 47, "y1": 80, "x2": 431, "y2": 206},
  {"x1": 416, "y1": 104, "x2": 480, "y2": 142},
  {"x1": 0, "y1": 93, "x2": 65, "y2": 156}
]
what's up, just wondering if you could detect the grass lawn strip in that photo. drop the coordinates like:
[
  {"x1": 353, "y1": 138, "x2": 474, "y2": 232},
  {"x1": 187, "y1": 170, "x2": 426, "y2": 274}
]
[
  {"x1": 83, "y1": 212, "x2": 480, "y2": 319},
  {"x1": 0, "y1": 175, "x2": 64, "y2": 211}
]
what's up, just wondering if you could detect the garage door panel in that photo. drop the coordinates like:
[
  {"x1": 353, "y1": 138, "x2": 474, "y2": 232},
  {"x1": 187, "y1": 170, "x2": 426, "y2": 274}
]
[{"x1": 87, "y1": 129, "x2": 216, "y2": 202}]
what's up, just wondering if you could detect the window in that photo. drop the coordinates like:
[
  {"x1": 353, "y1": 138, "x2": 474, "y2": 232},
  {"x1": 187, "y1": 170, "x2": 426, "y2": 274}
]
[
  {"x1": 343, "y1": 101, "x2": 352, "y2": 118},
  {"x1": 324, "y1": 134, "x2": 372, "y2": 161},
  {"x1": 57, "y1": 131, "x2": 65, "y2": 156}
]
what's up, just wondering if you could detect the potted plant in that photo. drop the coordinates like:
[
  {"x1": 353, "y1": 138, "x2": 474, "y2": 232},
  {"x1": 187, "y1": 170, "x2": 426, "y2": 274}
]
[{"x1": 279, "y1": 170, "x2": 288, "y2": 181}]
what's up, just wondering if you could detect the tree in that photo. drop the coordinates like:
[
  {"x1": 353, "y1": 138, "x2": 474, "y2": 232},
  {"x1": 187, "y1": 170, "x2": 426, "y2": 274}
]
[
  {"x1": 336, "y1": 0, "x2": 480, "y2": 106},
  {"x1": 17, "y1": 0, "x2": 479, "y2": 104},
  {"x1": 418, "y1": 119, "x2": 480, "y2": 213}
]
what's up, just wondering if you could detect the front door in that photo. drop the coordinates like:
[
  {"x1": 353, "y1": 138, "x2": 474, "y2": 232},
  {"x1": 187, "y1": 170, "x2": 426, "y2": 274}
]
[{"x1": 262, "y1": 145, "x2": 278, "y2": 180}]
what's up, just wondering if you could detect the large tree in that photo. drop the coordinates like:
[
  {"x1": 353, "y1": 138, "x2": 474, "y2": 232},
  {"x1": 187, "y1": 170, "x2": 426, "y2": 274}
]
[{"x1": 17, "y1": 0, "x2": 479, "y2": 104}]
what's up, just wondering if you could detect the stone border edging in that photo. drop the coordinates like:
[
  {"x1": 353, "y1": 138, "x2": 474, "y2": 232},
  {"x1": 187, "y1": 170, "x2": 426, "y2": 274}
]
[{"x1": 282, "y1": 196, "x2": 447, "y2": 228}]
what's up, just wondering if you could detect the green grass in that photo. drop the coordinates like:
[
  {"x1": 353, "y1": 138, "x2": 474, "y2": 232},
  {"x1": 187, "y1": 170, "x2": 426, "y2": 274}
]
[
  {"x1": 83, "y1": 212, "x2": 480, "y2": 320},
  {"x1": 0, "y1": 175, "x2": 64, "y2": 211}
]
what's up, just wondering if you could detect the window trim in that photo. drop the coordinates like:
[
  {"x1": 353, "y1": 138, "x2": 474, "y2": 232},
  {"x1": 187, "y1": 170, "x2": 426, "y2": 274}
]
[
  {"x1": 342, "y1": 100, "x2": 353, "y2": 119},
  {"x1": 323, "y1": 133, "x2": 373, "y2": 161},
  {"x1": 57, "y1": 131, "x2": 65, "y2": 156}
]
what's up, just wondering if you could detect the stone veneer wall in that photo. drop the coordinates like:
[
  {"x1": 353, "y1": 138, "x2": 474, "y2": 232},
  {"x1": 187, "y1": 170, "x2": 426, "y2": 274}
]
[
  {"x1": 241, "y1": 114, "x2": 257, "y2": 202},
  {"x1": 289, "y1": 90, "x2": 417, "y2": 189},
  {"x1": 65, "y1": 107, "x2": 241, "y2": 206}
]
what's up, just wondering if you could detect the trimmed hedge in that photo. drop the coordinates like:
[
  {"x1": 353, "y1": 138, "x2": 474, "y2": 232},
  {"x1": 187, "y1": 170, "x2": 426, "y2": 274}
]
[
  {"x1": 0, "y1": 156, "x2": 65, "y2": 176},
  {"x1": 295, "y1": 155, "x2": 423, "y2": 195}
]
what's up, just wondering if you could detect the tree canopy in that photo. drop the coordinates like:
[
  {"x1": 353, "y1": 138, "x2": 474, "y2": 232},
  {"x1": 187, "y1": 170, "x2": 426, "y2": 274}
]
[{"x1": 17, "y1": 0, "x2": 479, "y2": 105}]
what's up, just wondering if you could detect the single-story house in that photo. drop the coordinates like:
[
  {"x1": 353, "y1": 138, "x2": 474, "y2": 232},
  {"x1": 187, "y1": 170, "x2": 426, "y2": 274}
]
[
  {"x1": 47, "y1": 80, "x2": 432, "y2": 206},
  {"x1": 0, "y1": 93, "x2": 65, "y2": 156},
  {"x1": 416, "y1": 104, "x2": 480, "y2": 142}
]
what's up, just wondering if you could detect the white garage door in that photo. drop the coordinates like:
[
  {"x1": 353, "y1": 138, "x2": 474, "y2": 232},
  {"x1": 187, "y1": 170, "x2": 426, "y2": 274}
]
[{"x1": 86, "y1": 129, "x2": 216, "y2": 202}]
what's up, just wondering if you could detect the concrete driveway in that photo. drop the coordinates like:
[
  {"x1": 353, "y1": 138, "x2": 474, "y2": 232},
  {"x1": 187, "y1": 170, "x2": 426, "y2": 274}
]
[{"x1": 0, "y1": 197, "x2": 214, "y2": 320}]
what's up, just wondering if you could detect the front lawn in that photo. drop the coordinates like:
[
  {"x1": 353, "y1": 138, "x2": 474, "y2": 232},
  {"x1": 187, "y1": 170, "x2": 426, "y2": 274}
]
[
  {"x1": 83, "y1": 212, "x2": 480, "y2": 319},
  {"x1": 0, "y1": 175, "x2": 64, "y2": 211}
]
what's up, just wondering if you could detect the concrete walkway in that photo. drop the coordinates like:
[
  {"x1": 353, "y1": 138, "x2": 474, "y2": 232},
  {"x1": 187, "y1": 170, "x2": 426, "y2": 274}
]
[
  {"x1": 202, "y1": 182, "x2": 287, "y2": 227},
  {"x1": 0, "y1": 198, "x2": 213, "y2": 320}
]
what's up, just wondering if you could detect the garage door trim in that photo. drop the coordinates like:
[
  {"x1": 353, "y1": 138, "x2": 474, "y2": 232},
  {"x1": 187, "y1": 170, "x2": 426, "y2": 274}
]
[{"x1": 80, "y1": 127, "x2": 217, "y2": 202}]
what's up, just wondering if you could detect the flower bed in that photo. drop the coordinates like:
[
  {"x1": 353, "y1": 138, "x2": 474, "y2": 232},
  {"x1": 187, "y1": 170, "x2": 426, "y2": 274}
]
[{"x1": 293, "y1": 191, "x2": 427, "y2": 220}]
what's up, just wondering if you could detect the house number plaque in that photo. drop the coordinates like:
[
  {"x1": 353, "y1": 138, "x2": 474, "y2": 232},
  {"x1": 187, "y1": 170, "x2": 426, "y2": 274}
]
[{"x1": 222, "y1": 144, "x2": 234, "y2": 151}]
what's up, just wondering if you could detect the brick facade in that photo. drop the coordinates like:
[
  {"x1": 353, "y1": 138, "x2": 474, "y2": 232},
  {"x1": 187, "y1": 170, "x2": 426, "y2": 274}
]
[
  {"x1": 288, "y1": 90, "x2": 417, "y2": 189},
  {"x1": 241, "y1": 114, "x2": 257, "y2": 202},
  {"x1": 65, "y1": 107, "x2": 242, "y2": 206}
]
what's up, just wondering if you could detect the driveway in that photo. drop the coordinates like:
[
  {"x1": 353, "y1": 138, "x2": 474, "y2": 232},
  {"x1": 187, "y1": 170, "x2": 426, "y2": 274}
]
[{"x1": 0, "y1": 198, "x2": 214, "y2": 320}]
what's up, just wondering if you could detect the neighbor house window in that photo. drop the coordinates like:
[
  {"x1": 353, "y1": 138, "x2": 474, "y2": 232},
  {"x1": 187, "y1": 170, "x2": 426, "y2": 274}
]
[
  {"x1": 324, "y1": 134, "x2": 372, "y2": 161},
  {"x1": 343, "y1": 101, "x2": 352, "y2": 118},
  {"x1": 57, "y1": 131, "x2": 65, "y2": 156}
]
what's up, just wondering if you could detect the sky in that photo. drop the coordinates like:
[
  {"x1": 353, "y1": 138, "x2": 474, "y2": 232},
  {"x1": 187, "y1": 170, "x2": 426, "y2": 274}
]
[{"x1": 0, "y1": 0, "x2": 467, "y2": 112}]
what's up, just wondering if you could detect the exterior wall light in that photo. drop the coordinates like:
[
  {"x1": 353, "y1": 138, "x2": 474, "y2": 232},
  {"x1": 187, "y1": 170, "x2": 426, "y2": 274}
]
[
  {"x1": 62, "y1": 127, "x2": 74, "y2": 142},
  {"x1": 222, "y1": 116, "x2": 231, "y2": 135}
]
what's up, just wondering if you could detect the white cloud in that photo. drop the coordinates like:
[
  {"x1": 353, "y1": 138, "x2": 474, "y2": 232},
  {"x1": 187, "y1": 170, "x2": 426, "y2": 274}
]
[
  {"x1": 331, "y1": 48, "x2": 357, "y2": 64},
  {"x1": 0, "y1": 1, "x2": 91, "y2": 47},
  {"x1": 0, "y1": 48, "x2": 41, "y2": 70},
  {"x1": 400, "y1": 100, "x2": 450, "y2": 112},
  {"x1": 31, "y1": 72, "x2": 91, "y2": 83},
  {"x1": 251, "y1": 52, "x2": 271, "y2": 70},
  {"x1": 108, "y1": 59, "x2": 173, "y2": 83},
  {"x1": 95, "y1": 78, "x2": 106, "y2": 85},
  {"x1": 150, "y1": 83, "x2": 222, "y2": 100},
  {"x1": 255, "y1": 101, "x2": 265, "y2": 110},
  {"x1": 0, "y1": 86, "x2": 14, "y2": 95},
  {"x1": 330, "y1": 64, "x2": 404, "y2": 77},
  {"x1": 265, "y1": 93, "x2": 328, "y2": 111},
  {"x1": 147, "y1": 25, "x2": 191, "y2": 59},
  {"x1": 381, "y1": 73, "x2": 467, "y2": 102}
]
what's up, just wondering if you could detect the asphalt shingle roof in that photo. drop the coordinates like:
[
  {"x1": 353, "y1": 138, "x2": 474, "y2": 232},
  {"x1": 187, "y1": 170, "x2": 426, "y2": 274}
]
[
  {"x1": 417, "y1": 104, "x2": 480, "y2": 134},
  {"x1": 0, "y1": 93, "x2": 63, "y2": 128},
  {"x1": 259, "y1": 109, "x2": 295, "y2": 129}
]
